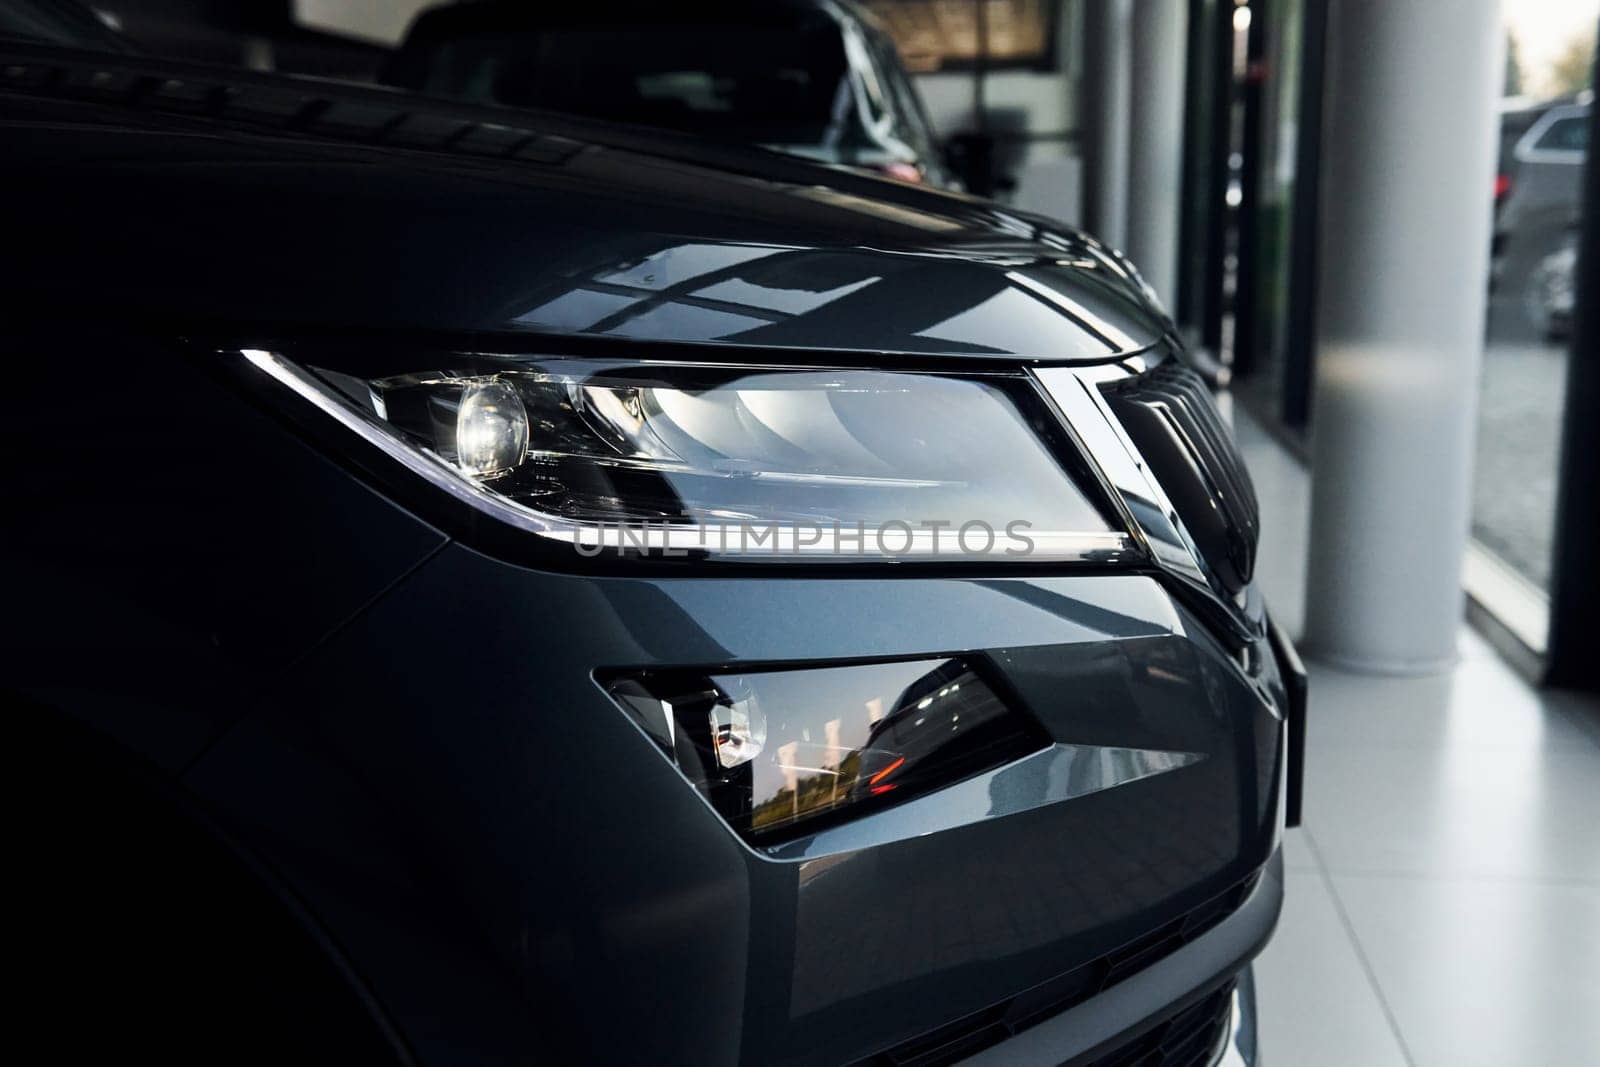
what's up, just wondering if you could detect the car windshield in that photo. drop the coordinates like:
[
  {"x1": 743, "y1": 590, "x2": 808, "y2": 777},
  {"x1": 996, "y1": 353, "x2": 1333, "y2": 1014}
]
[{"x1": 402, "y1": 22, "x2": 859, "y2": 147}]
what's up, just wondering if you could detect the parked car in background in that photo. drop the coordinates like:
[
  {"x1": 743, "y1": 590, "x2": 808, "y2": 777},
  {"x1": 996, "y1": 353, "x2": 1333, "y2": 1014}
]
[
  {"x1": 1493, "y1": 96, "x2": 1589, "y2": 338},
  {"x1": 380, "y1": 0, "x2": 955, "y2": 187},
  {"x1": 1494, "y1": 98, "x2": 1549, "y2": 219}
]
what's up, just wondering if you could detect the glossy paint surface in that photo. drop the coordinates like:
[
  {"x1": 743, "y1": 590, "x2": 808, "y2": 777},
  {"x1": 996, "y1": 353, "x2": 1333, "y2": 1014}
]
[
  {"x1": 1, "y1": 53, "x2": 1167, "y2": 359},
  {"x1": 211, "y1": 547, "x2": 1285, "y2": 1066},
  {"x1": 0, "y1": 45, "x2": 1279, "y2": 1067}
]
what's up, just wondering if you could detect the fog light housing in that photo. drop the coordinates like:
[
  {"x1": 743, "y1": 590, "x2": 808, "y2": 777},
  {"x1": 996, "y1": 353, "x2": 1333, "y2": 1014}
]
[{"x1": 603, "y1": 657, "x2": 1046, "y2": 844}]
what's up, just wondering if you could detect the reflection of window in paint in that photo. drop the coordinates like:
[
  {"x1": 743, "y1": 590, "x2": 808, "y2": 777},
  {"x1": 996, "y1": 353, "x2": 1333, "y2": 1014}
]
[
  {"x1": 693, "y1": 275, "x2": 879, "y2": 315},
  {"x1": 915, "y1": 286, "x2": 1108, "y2": 359},
  {"x1": 512, "y1": 288, "x2": 635, "y2": 331},
  {"x1": 595, "y1": 244, "x2": 785, "y2": 291},
  {"x1": 602, "y1": 303, "x2": 769, "y2": 341}
]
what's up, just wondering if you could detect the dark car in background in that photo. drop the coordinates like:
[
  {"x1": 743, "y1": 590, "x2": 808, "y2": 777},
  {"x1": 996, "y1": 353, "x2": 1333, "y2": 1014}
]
[
  {"x1": 3, "y1": 26, "x2": 1299, "y2": 1067},
  {"x1": 381, "y1": 0, "x2": 953, "y2": 186}
]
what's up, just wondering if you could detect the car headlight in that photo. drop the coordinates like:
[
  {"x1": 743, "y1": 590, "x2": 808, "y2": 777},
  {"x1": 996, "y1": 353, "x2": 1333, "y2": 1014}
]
[{"x1": 240, "y1": 349, "x2": 1135, "y2": 564}]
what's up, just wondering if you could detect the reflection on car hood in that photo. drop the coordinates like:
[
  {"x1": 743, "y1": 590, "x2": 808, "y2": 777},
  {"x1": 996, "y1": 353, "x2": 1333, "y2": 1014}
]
[{"x1": 0, "y1": 49, "x2": 1169, "y2": 360}]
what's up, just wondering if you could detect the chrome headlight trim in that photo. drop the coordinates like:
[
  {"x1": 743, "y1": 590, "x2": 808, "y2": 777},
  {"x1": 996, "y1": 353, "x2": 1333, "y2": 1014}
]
[
  {"x1": 1033, "y1": 364, "x2": 1212, "y2": 587},
  {"x1": 240, "y1": 348, "x2": 1142, "y2": 567},
  {"x1": 1032, "y1": 360, "x2": 1263, "y2": 639}
]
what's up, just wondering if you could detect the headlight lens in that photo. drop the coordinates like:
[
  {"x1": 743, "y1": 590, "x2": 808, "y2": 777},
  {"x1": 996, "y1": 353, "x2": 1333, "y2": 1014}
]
[
  {"x1": 244, "y1": 350, "x2": 1132, "y2": 563},
  {"x1": 454, "y1": 378, "x2": 529, "y2": 477}
]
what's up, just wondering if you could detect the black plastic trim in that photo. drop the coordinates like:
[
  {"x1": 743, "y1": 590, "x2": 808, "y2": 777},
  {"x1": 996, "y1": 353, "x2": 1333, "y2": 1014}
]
[
  {"x1": 956, "y1": 850, "x2": 1282, "y2": 1067},
  {"x1": 854, "y1": 868, "x2": 1269, "y2": 1067},
  {"x1": 1267, "y1": 615, "x2": 1307, "y2": 828}
]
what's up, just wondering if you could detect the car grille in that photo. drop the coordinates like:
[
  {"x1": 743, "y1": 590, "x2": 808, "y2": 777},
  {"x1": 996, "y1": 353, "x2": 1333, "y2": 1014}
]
[
  {"x1": 1081, "y1": 980, "x2": 1236, "y2": 1067},
  {"x1": 1102, "y1": 362, "x2": 1260, "y2": 597},
  {"x1": 853, "y1": 874, "x2": 1258, "y2": 1067}
]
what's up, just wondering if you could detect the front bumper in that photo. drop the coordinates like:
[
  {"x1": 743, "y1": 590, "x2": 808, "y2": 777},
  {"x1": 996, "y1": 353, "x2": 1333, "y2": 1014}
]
[
  {"x1": 186, "y1": 542, "x2": 1291, "y2": 1066},
  {"x1": 958, "y1": 865, "x2": 1275, "y2": 1065}
]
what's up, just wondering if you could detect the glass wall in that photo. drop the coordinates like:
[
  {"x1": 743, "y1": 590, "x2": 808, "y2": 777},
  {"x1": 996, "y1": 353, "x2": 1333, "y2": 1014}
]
[
  {"x1": 1474, "y1": 4, "x2": 1594, "y2": 601},
  {"x1": 1237, "y1": 0, "x2": 1308, "y2": 424},
  {"x1": 1181, "y1": 0, "x2": 1319, "y2": 430},
  {"x1": 1220, "y1": 0, "x2": 1593, "y2": 651}
]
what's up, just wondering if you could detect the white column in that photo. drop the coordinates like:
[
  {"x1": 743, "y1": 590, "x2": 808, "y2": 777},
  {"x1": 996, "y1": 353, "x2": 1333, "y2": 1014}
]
[
  {"x1": 1303, "y1": 0, "x2": 1502, "y2": 673},
  {"x1": 1126, "y1": 0, "x2": 1188, "y2": 306},
  {"x1": 1082, "y1": 0, "x2": 1133, "y2": 251}
]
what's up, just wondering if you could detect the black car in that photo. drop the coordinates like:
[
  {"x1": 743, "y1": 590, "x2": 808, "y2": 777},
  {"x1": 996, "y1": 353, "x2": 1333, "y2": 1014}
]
[
  {"x1": 3, "y1": 36, "x2": 1299, "y2": 1067},
  {"x1": 381, "y1": 0, "x2": 954, "y2": 187}
]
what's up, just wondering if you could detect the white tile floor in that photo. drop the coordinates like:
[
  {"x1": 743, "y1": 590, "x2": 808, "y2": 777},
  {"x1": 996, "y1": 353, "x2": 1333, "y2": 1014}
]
[{"x1": 1231, "y1": 411, "x2": 1600, "y2": 1067}]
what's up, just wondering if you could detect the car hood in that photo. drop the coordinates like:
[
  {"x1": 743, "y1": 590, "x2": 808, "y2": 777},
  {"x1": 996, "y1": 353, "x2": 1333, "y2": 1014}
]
[{"x1": 0, "y1": 46, "x2": 1169, "y2": 361}]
